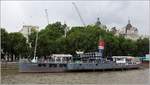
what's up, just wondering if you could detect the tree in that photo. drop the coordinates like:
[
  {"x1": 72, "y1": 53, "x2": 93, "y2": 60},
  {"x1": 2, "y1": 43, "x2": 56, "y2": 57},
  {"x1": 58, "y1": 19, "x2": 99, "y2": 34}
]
[
  {"x1": 36, "y1": 22, "x2": 67, "y2": 57},
  {"x1": 1, "y1": 22, "x2": 149, "y2": 59},
  {"x1": 136, "y1": 38, "x2": 149, "y2": 57},
  {"x1": 1, "y1": 28, "x2": 9, "y2": 59},
  {"x1": 7, "y1": 32, "x2": 29, "y2": 61}
]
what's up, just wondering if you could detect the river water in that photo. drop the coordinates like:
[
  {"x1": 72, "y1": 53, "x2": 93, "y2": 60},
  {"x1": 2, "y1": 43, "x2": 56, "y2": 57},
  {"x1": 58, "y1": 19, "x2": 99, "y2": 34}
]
[{"x1": 1, "y1": 63, "x2": 150, "y2": 84}]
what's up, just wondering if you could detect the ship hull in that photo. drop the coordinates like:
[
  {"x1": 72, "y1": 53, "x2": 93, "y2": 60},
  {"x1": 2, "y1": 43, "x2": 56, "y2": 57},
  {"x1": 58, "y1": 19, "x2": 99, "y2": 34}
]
[
  {"x1": 67, "y1": 63, "x2": 141, "y2": 71},
  {"x1": 19, "y1": 62, "x2": 141, "y2": 72},
  {"x1": 19, "y1": 63, "x2": 67, "y2": 72}
]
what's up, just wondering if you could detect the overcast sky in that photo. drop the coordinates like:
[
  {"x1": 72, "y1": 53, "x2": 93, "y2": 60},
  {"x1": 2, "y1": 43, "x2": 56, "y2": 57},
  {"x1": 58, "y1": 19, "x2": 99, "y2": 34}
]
[{"x1": 1, "y1": 1, "x2": 149, "y2": 35}]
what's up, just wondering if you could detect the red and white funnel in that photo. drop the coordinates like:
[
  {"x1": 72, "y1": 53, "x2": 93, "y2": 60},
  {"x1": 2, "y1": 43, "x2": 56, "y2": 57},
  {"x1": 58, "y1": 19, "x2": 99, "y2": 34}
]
[{"x1": 98, "y1": 40, "x2": 105, "y2": 50}]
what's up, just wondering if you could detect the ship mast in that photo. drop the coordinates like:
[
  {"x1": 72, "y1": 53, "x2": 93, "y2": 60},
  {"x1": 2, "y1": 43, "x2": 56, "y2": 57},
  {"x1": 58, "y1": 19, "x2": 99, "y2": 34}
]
[{"x1": 33, "y1": 27, "x2": 39, "y2": 58}]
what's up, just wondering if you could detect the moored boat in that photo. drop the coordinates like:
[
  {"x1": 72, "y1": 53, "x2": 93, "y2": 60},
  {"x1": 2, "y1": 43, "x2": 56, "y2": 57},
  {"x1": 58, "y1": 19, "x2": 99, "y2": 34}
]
[
  {"x1": 19, "y1": 40, "x2": 141, "y2": 72},
  {"x1": 139, "y1": 54, "x2": 150, "y2": 68}
]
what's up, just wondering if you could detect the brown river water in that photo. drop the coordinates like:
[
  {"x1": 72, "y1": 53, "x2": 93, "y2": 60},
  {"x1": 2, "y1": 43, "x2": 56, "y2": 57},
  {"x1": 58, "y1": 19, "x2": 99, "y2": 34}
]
[{"x1": 1, "y1": 63, "x2": 150, "y2": 84}]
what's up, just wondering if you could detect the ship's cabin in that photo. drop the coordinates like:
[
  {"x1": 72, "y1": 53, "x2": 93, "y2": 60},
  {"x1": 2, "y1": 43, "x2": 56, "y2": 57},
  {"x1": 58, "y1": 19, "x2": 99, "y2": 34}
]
[
  {"x1": 74, "y1": 52, "x2": 103, "y2": 63},
  {"x1": 112, "y1": 56, "x2": 141, "y2": 64},
  {"x1": 51, "y1": 54, "x2": 72, "y2": 63}
]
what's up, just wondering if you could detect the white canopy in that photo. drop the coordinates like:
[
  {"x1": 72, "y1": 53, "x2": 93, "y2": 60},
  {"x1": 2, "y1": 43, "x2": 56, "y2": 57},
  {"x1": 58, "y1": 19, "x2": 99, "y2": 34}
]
[{"x1": 51, "y1": 54, "x2": 72, "y2": 58}]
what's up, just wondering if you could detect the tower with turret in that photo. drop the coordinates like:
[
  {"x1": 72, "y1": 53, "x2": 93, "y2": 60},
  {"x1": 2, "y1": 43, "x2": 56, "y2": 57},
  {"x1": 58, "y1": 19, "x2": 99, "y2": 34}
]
[
  {"x1": 120, "y1": 20, "x2": 139, "y2": 40},
  {"x1": 95, "y1": 17, "x2": 107, "y2": 30}
]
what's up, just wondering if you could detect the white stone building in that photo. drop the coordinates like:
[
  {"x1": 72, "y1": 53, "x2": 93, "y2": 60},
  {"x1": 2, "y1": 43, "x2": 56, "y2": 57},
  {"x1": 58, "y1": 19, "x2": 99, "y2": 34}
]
[
  {"x1": 19, "y1": 25, "x2": 39, "y2": 43},
  {"x1": 111, "y1": 20, "x2": 139, "y2": 40}
]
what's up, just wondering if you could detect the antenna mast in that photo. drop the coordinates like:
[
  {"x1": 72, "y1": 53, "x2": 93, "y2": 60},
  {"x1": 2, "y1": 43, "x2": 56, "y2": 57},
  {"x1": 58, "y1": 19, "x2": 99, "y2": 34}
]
[
  {"x1": 45, "y1": 9, "x2": 49, "y2": 24},
  {"x1": 33, "y1": 27, "x2": 39, "y2": 58},
  {"x1": 72, "y1": 2, "x2": 86, "y2": 26}
]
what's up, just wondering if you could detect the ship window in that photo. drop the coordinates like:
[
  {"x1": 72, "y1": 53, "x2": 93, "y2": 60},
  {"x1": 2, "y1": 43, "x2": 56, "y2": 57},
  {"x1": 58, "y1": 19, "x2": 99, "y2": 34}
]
[
  {"x1": 38, "y1": 64, "x2": 41, "y2": 67},
  {"x1": 49, "y1": 64, "x2": 57, "y2": 67},
  {"x1": 59, "y1": 64, "x2": 67, "y2": 67},
  {"x1": 56, "y1": 58, "x2": 61, "y2": 62},
  {"x1": 60, "y1": 64, "x2": 64, "y2": 67},
  {"x1": 53, "y1": 64, "x2": 57, "y2": 67},
  {"x1": 42, "y1": 64, "x2": 46, "y2": 67},
  {"x1": 64, "y1": 64, "x2": 67, "y2": 67},
  {"x1": 49, "y1": 64, "x2": 52, "y2": 67},
  {"x1": 59, "y1": 64, "x2": 63, "y2": 67}
]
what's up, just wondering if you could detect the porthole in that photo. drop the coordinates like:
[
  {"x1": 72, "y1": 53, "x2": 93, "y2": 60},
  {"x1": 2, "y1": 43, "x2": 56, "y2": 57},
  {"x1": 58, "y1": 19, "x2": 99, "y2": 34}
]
[
  {"x1": 42, "y1": 64, "x2": 46, "y2": 67},
  {"x1": 38, "y1": 64, "x2": 41, "y2": 67},
  {"x1": 49, "y1": 64, "x2": 52, "y2": 67}
]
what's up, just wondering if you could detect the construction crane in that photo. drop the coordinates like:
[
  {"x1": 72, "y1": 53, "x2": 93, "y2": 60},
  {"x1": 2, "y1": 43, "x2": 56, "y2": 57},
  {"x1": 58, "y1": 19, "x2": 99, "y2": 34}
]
[
  {"x1": 45, "y1": 9, "x2": 49, "y2": 24},
  {"x1": 72, "y1": 2, "x2": 86, "y2": 26}
]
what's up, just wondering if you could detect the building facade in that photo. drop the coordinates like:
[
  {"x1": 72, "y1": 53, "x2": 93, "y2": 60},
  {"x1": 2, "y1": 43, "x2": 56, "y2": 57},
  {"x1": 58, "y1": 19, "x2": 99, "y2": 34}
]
[
  {"x1": 19, "y1": 25, "x2": 39, "y2": 43},
  {"x1": 95, "y1": 17, "x2": 107, "y2": 30},
  {"x1": 111, "y1": 20, "x2": 139, "y2": 40}
]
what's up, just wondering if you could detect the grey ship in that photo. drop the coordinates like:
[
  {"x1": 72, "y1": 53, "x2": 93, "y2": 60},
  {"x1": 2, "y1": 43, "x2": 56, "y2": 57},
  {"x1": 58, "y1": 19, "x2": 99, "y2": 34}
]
[
  {"x1": 19, "y1": 39, "x2": 141, "y2": 72},
  {"x1": 19, "y1": 52, "x2": 141, "y2": 72}
]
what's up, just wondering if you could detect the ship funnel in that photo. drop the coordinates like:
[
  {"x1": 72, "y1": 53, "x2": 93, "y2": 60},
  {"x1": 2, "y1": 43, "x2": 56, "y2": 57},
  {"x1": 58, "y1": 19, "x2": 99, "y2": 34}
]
[
  {"x1": 98, "y1": 39, "x2": 105, "y2": 57},
  {"x1": 98, "y1": 40, "x2": 105, "y2": 50}
]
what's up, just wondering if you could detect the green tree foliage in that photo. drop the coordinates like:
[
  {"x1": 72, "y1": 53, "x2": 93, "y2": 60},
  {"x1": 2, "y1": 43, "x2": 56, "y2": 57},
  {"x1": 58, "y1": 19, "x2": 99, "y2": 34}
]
[
  {"x1": 1, "y1": 22, "x2": 149, "y2": 59},
  {"x1": 1, "y1": 28, "x2": 9, "y2": 54},
  {"x1": 36, "y1": 22, "x2": 67, "y2": 57},
  {"x1": 1, "y1": 28, "x2": 30, "y2": 60},
  {"x1": 8, "y1": 32, "x2": 29, "y2": 58},
  {"x1": 136, "y1": 38, "x2": 149, "y2": 57}
]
